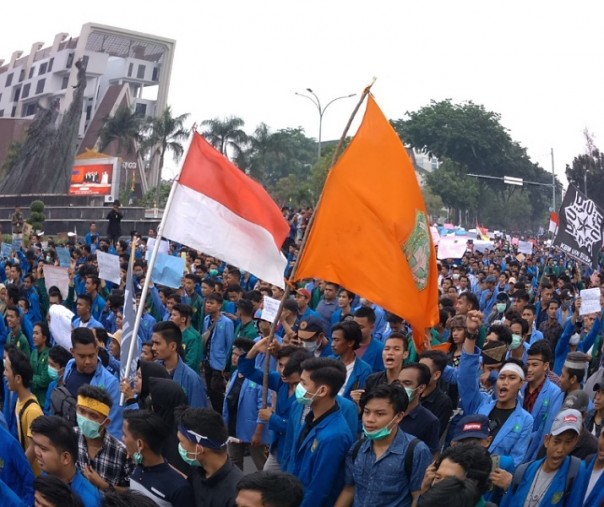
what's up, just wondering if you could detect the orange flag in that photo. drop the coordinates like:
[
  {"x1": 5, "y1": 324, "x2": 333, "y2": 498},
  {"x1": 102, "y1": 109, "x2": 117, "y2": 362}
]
[{"x1": 294, "y1": 95, "x2": 439, "y2": 352}]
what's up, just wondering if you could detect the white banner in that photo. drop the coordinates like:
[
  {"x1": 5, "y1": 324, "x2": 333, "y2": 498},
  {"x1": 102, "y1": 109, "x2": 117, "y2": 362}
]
[
  {"x1": 518, "y1": 240, "x2": 533, "y2": 255},
  {"x1": 437, "y1": 237, "x2": 468, "y2": 259},
  {"x1": 96, "y1": 251, "x2": 121, "y2": 284},
  {"x1": 43, "y1": 265, "x2": 70, "y2": 299}
]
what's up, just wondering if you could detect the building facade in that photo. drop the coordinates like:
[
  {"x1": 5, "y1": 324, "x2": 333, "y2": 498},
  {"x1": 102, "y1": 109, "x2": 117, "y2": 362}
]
[{"x1": 0, "y1": 22, "x2": 176, "y2": 194}]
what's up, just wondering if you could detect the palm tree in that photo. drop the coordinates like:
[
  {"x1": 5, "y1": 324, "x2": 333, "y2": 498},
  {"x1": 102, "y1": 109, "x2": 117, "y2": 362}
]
[
  {"x1": 141, "y1": 106, "x2": 190, "y2": 206},
  {"x1": 200, "y1": 116, "x2": 249, "y2": 161},
  {"x1": 98, "y1": 106, "x2": 143, "y2": 154}
]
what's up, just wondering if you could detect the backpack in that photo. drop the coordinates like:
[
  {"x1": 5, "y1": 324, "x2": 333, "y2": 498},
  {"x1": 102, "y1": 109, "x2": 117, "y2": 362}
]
[
  {"x1": 510, "y1": 456, "x2": 581, "y2": 506},
  {"x1": 352, "y1": 436, "x2": 419, "y2": 478},
  {"x1": 50, "y1": 386, "x2": 77, "y2": 426},
  {"x1": 18, "y1": 398, "x2": 38, "y2": 450}
]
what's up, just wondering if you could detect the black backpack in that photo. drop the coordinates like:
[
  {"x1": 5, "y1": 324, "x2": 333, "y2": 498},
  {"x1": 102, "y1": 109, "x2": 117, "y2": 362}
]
[{"x1": 50, "y1": 385, "x2": 77, "y2": 426}]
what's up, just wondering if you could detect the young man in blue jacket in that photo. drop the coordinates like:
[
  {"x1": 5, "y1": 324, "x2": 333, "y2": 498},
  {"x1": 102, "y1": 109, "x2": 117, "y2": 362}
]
[
  {"x1": 523, "y1": 340, "x2": 564, "y2": 461},
  {"x1": 202, "y1": 292, "x2": 234, "y2": 412},
  {"x1": 223, "y1": 338, "x2": 271, "y2": 471},
  {"x1": 151, "y1": 321, "x2": 209, "y2": 409},
  {"x1": 287, "y1": 357, "x2": 354, "y2": 507},
  {"x1": 577, "y1": 425, "x2": 604, "y2": 505},
  {"x1": 238, "y1": 338, "x2": 311, "y2": 471},
  {"x1": 353, "y1": 306, "x2": 384, "y2": 374},
  {"x1": 501, "y1": 408, "x2": 586, "y2": 506},
  {"x1": 330, "y1": 320, "x2": 372, "y2": 400},
  {"x1": 459, "y1": 310, "x2": 534, "y2": 469}
]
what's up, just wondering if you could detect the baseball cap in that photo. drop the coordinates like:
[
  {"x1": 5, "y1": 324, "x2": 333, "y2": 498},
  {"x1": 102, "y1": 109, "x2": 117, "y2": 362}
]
[
  {"x1": 452, "y1": 415, "x2": 490, "y2": 442},
  {"x1": 563, "y1": 390, "x2": 589, "y2": 413},
  {"x1": 297, "y1": 316, "x2": 325, "y2": 339},
  {"x1": 295, "y1": 288, "x2": 311, "y2": 300},
  {"x1": 550, "y1": 409, "x2": 582, "y2": 436}
]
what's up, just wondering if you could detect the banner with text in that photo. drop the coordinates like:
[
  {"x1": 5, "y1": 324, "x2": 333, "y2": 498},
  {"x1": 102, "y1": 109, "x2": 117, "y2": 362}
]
[{"x1": 553, "y1": 184, "x2": 604, "y2": 268}]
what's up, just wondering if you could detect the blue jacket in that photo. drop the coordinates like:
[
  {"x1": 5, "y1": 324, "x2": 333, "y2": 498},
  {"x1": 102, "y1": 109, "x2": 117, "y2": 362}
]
[
  {"x1": 223, "y1": 371, "x2": 272, "y2": 443},
  {"x1": 457, "y1": 347, "x2": 533, "y2": 468},
  {"x1": 24, "y1": 287, "x2": 42, "y2": 323},
  {"x1": 91, "y1": 294, "x2": 106, "y2": 322},
  {"x1": 72, "y1": 469, "x2": 103, "y2": 507},
  {"x1": 522, "y1": 378, "x2": 564, "y2": 461},
  {"x1": 501, "y1": 456, "x2": 586, "y2": 507},
  {"x1": 359, "y1": 338, "x2": 385, "y2": 373},
  {"x1": 339, "y1": 357, "x2": 372, "y2": 400},
  {"x1": 0, "y1": 424, "x2": 34, "y2": 506},
  {"x1": 0, "y1": 479, "x2": 26, "y2": 507},
  {"x1": 63, "y1": 358, "x2": 123, "y2": 439},
  {"x1": 290, "y1": 406, "x2": 354, "y2": 507},
  {"x1": 72, "y1": 316, "x2": 104, "y2": 330},
  {"x1": 238, "y1": 354, "x2": 292, "y2": 462},
  {"x1": 479, "y1": 287, "x2": 500, "y2": 316},
  {"x1": 554, "y1": 318, "x2": 602, "y2": 375},
  {"x1": 170, "y1": 358, "x2": 209, "y2": 408},
  {"x1": 577, "y1": 454, "x2": 604, "y2": 506},
  {"x1": 202, "y1": 314, "x2": 234, "y2": 371}
]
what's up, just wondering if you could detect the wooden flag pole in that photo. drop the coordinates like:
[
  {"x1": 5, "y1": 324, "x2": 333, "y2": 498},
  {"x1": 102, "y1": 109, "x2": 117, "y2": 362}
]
[{"x1": 261, "y1": 80, "x2": 376, "y2": 407}]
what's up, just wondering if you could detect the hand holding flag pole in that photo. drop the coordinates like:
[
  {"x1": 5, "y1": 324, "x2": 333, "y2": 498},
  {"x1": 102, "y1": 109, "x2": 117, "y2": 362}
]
[{"x1": 261, "y1": 80, "x2": 376, "y2": 407}]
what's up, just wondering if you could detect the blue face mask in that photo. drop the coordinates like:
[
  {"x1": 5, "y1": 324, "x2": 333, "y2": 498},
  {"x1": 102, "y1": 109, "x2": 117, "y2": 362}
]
[
  {"x1": 77, "y1": 414, "x2": 104, "y2": 439},
  {"x1": 47, "y1": 365, "x2": 60, "y2": 381},
  {"x1": 362, "y1": 416, "x2": 398, "y2": 440},
  {"x1": 178, "y1": 442, "x2": 201, "y2": 467}
]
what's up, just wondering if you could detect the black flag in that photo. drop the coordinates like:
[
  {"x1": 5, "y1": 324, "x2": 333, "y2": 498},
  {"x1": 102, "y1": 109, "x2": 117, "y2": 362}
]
[{"x1": 553, "y1": 184, "x2": 604, "y2": 268}]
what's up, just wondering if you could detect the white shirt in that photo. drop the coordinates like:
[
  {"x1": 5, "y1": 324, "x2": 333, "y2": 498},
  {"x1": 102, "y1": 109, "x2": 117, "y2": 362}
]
[{"x1": 338, "y1": 360, "x2": 355, "y2": 396}]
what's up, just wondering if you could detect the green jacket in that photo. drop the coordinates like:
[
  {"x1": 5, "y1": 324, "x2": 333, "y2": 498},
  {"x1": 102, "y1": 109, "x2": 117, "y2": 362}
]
[
  {"x1": 7, "y1": 329, "x2": 31, "y2": 358},
  {"x1": 182, "y1": 326, "x2": 203, "y2": 373},
  {"x1": 31, "y1": 347, "x2": 51, "y2": 406}
]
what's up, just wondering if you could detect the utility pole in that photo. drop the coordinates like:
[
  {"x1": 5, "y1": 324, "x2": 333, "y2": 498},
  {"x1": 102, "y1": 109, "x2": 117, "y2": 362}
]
[{"x1": 551, "y1": 147, "x2": 556, "y2": 211}]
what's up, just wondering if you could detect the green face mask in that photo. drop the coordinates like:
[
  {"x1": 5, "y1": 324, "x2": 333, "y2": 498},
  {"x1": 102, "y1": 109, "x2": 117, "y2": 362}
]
[
  {"x1": 47, "y1": 365, "x2": 60, "y2": 381},
  {"x1": 362, "y1": 416, "x2": 398, "y2": 440},
  {"x1": 404, "y1": 386, "x2": 416, "y2": 403},
  {"x1": 510, "y1": 334, "x2": 523, "y2": 350},
  {"x1": 178, "y1": 442, "x2": 201, "y2": 467},
  {"x1": 77, "y1": 414, "x2": 104, "y2": 439},
  {"x1": 496, "y1": 303, "x2": 507, "y2": 313},
  {"x1": 132, "y1": 451, "x2": 143, "y2": 465}
]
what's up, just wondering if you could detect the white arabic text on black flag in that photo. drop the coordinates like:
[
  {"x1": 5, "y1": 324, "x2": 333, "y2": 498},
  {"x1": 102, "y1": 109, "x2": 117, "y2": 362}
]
[{"x1": 553, "y1": 184, "x2": 604, "y2": 268}]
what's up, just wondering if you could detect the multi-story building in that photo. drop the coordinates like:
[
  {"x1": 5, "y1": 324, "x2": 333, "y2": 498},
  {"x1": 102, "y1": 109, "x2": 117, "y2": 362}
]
[{"x1": 0, "y1": 22, "x2": 176, "y2": 194}]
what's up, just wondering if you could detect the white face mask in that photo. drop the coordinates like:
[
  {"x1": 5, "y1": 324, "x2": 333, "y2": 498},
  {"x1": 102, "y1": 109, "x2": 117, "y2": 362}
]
[{"x1": 302, "y1": 340, "x2": 319, "y2": 353}]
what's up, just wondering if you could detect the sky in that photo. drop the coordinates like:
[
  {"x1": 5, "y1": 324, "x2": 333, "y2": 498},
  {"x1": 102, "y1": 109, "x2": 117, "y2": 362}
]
[{"x1": 2, "y1": 0, "x2": 604, "y2": 183}]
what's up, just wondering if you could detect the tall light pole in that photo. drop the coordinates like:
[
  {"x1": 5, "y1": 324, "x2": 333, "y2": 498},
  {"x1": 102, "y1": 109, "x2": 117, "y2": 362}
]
[{"x1": 295, "y1": 88, "x2": 355, "y2": 162}]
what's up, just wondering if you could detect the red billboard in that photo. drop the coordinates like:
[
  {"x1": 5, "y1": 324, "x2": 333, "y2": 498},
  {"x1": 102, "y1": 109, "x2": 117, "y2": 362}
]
[{"x1": 70, "y1": 162, "x2": 114, "y2": 196}]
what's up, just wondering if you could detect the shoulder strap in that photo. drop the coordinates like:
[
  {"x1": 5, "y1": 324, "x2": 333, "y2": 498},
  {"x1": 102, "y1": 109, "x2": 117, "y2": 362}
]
[
  {"x1": 511, "y1": 462, "x2": 530, "y2": 494},
  {"x1": 351, "y1": 438, "x2": 365, "y2": 463},
  {"x1": 404, "y1": 438, "x2": 420, "y2": 478},
  {"x1": 563, "y1": 456, "x2": 581, "y2": 505},
  {"x1": 18, "y1": 398, "x2": 37, "y2": 449}
]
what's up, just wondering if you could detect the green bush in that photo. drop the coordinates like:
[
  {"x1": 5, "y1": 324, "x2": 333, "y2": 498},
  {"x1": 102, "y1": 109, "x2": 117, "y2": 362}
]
[{"x1": 30, "y1": 200, "x2": 45, "y2": 213}]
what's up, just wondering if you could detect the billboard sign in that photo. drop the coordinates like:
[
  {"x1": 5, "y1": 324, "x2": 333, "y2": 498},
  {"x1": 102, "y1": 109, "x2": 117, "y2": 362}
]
[{"x1": 70, "y1": 157, "x2": 120, "y2": 202}]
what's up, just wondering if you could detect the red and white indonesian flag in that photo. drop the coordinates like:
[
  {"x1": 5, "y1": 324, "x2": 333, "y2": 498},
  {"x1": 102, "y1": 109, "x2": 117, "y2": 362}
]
[
  {"x1": 549, "y1": 211, "x2": 559, "y2": 234},
  {"x1": 162, "y1": 132, "x2": 290, "y2": 288}
]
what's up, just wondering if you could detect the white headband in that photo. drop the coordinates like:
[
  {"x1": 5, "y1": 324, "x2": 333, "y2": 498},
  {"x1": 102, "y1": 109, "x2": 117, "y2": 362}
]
[
  {"x1": 564, "y1": 360, "x2": 588, "y2": 370},
  {"x1": 499, "y1": 363, "x2": 525, "y2": 380}
]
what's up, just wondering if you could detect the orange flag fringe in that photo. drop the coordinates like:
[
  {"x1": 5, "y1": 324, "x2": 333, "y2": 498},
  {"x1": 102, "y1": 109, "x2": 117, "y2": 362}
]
[{"x1": 294, "y1": 95, "x2": 439, "y2": 352}]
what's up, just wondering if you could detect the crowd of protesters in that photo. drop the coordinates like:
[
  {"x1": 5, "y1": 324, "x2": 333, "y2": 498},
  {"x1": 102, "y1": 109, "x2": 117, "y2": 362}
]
[{"x1": 1, "y1": 218, "x2": 604, "y2": 507}]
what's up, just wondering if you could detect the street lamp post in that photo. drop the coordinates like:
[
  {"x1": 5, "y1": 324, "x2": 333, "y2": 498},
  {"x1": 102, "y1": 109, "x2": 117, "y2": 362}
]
[{"x1": 295, "y1": 88, "x2": 356, "y2": 162}]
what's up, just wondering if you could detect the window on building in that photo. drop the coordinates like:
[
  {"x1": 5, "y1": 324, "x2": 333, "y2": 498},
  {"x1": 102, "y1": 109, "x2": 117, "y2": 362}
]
[
  {"x1": 152, "y1": 67, "x2": 159, "y2": 82},
  {"x1": 135, "y1": 103, "x2": 147, "y2": 116},
  {"x1": 82, "y1": 55, "x2": 89, "y2": 69},
  {"x1": 11, "y1": 106, "x2": 16, "y2": 117},
  {"x1": 48, "y1": 58, "x2": 54, "y2": 72},
  {"x1": 39, "y1": 62, "x2": 48, "y2": 75},
  {"x1": 128, "y1": 63, "x2": 133, "y2": 77},
  {"x1": 22, "y1": 83, "x2": 30, "y2": 99},
  {"x1": 0, "y1": 110, "x2": 4, "y2": 117},
  {"x1": 35, "y1": 79, "x2": 45, "y2": 94},
  {"x1": 13, "y1": 86, "x2": 21, "y2": 102},
  {"x1": 5, "y1": 73, "x2": 13, "y2": 86},
  {"x1": 86, "y1": 105, "x2": 92, "y2": 121},
  {"x1": 19, "y1": 69, "x2": 25, "y2": 82},
  {"x1": 66, "y1": 53, "x2": 74, "y2": 68},
  {"x1": 29, "y1": 67, "x2": 35, "y2": 79},
  {"x1": 61, "y1": 76, "x2": 69, "y2": 89},
  {"x1": 24, "y1": 103, "x2": 37, "y2": 116},
  {"x1": 137, "y1": 64, "x2": 145, "y2": 79}
]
